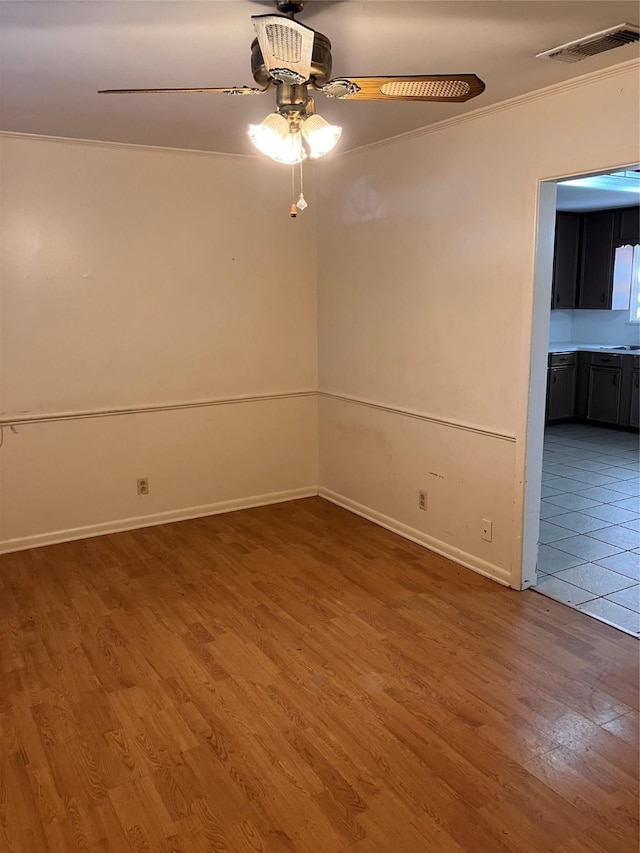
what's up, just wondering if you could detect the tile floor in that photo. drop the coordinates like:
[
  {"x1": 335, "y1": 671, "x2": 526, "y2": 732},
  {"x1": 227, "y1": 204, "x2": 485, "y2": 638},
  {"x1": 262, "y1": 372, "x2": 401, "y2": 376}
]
[{"x1": 534, "y1": 423, "x2": 640, "y2": 637}]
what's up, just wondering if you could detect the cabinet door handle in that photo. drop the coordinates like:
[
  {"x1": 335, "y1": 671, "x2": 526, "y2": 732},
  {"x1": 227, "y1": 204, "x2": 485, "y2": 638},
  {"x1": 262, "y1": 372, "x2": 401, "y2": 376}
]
[
  {"x1": 601, "y1": 358, "x2": 611, "y2": 363},
  {"x1": 612, "y1": 374, "x2": 618, "y2": 387},
  {"x1": 601, "y1": 292, "x2": 606, "y2": 303},
  {"x1": 552, "y1": 373, "x2": 557, "y2": 384},
  {"x1": 555, "y1": 291, "x2": 560, "y2": 304}
]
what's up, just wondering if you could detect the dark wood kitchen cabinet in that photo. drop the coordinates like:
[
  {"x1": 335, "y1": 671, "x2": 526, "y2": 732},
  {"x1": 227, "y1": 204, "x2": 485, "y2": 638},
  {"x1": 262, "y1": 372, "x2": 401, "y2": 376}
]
[
  {"x1": 587, "y1": 354, "x2": 622, "y2": 424},
  {"x1": 631, "y1": 367, "x2": 640, "y2": 429},
  {"x1": 574, "y1": 351, "x2": 591, "y2": 420},
  {"x1": 551, "y1": 213, "x2": 580, "y2": 309},
  {"x1": 551, "y1": 206, "x2": 640, "y2": 310},
  {"x1": 546, "y1": 353, "x2": 576, "y2": 422},
  {"x1": 616, "y1": 205, "x2": 640, "y2": 246},
  {"x1": 547, "y1": 350, "x2": 639, "y2": 430},
  {"x1": 578, "y1": 211, "x2": 616, "y2": 309}
]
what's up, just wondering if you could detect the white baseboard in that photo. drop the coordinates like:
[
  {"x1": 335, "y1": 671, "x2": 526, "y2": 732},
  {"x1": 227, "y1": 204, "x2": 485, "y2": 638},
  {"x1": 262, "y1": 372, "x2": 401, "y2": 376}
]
[
  {"x1": 319, "y1": 488, "x2": 512, "y2": 587},
  {"x1": 0, "y1": 487, "x2": 512, "y2": 590},
  {"x1": 0, "y1": 487, "x2": 318, "y2": 555}
]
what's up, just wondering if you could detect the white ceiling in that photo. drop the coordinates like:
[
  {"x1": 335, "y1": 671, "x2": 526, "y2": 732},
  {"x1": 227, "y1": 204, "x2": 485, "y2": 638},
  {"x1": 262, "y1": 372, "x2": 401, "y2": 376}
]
[{"x1": 1, "y1": 1, "x2": 639, "y2": 156}]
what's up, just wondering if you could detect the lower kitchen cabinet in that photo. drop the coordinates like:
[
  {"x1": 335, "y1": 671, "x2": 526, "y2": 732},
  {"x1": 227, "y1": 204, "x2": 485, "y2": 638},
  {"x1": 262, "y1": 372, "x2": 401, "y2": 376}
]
[
  {"x1": 587, "y1": 366, "x2": 622, "y2": 424},
  {"x1": 574, "y1": 351, "x2": 591, "y2": 420},
  {"x1": 546, "y1": 353, "x2": 576, "y2": 422},
  {"x1": 546, "y1": 351, "x2": 638, "y2": 429},
  {"x1": 631, "y1": 368, "x2": 640, "y2": 429}
]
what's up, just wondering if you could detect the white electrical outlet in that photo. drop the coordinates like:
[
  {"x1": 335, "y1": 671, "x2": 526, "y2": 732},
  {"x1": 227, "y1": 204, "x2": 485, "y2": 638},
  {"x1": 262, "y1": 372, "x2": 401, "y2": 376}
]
[
  {"x1": 418, "y1": 490, "x2": 427, "y2": 511},
  {"x1": 137, "y1": 478, "x2": 149, "y2": 496},
  {"x1": 482, "y1": 518, "x2": 493, "y2": 542}
]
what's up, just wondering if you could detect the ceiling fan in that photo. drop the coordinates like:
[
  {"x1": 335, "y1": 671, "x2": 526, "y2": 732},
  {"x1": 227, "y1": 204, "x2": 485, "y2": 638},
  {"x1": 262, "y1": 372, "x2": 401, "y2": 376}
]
[
  {"x1": 99, "y1": 0, "x2": 486, "y2": 166},
  {"x1": 100, "y1": 1, "x2": 485, "y2": 215}
]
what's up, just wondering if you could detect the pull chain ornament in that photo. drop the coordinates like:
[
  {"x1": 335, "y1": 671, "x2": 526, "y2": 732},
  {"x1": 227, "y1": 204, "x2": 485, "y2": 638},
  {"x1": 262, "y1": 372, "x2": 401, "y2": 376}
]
[
  {"x1": 289, "y1": 159, "x2": 309, "y2": 217},
  {"x1": 296, "y1": 159, "x2": 308, "y2": 211}
]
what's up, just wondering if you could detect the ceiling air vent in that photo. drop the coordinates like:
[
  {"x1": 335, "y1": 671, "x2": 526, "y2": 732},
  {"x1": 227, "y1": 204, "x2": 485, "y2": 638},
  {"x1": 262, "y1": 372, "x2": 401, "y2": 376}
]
[{"x1": 537, "y1": 23, "x2": 639, "y2": 63}]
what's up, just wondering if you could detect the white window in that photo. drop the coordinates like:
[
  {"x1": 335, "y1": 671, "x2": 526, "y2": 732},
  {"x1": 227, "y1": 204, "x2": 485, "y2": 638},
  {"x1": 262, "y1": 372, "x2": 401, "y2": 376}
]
[
  {"x1": 630, "y1": 245, "x2": 640, "y2": 323},
  {"x1": 612, "y1": 244, "x2": 640, "y2": 322}
]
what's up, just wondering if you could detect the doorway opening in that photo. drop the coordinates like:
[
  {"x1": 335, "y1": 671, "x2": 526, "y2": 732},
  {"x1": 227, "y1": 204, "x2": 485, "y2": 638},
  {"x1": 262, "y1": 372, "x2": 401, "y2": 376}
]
[{"x1": 525, "y1": 166, "x2": 640, "y2": 637}]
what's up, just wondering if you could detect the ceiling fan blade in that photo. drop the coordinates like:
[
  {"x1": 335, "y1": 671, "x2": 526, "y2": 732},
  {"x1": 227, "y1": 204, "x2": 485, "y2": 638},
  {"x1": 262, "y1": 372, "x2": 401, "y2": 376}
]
[
  {"x1": 319, "y1": 75, "x2": 485, "y2": 102},
  {"x1": 98, "y1": 86, "x2": 267, "y2": 95},
  {"x1": 251, "y1": 14, "x2": 315, "y2": 84}
]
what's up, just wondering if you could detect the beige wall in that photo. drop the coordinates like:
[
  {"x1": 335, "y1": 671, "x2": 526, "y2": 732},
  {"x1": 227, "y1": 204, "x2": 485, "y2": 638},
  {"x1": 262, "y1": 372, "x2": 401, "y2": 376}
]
[
  {"x1": 317, "y1": 62, "x2": 640, "y2": 586},
  {"x1": 0, "y1": 135, "x2": 318, "y2": 551},
  {"x1": 2, "y1": 62, "x2": 638, "y2": 578}
]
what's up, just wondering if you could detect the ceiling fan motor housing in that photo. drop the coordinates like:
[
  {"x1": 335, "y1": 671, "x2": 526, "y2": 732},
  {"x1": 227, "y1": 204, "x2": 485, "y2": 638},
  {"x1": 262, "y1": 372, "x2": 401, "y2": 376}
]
[
  {"x1": 275, "y1": 1, "x2": 306, "y2": 15},
  {"x1": 250, "y1": 30, "x2": 332, "y2": 88}
]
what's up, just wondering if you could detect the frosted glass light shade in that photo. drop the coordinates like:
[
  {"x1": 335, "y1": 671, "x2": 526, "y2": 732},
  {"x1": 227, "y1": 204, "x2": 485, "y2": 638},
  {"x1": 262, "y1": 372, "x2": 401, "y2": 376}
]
[
  {"x1": 270, "y1": 130, "x2": 307, "y2": 165},
  {"x1": 248, "y1": 113, "x2": 306, "y2": 164},
  {"x1": 301, "y1": 114, "x2": 342, "y2": 158},
  {"x1": 248, "y1": 113, "x2": 289, "y2": 158}
]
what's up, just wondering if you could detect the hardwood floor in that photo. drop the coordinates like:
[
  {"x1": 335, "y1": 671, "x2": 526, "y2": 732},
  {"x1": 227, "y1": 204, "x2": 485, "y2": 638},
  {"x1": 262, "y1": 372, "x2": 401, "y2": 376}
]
[{"x1": 0, "y1": 497, "x2": 638, "y2": 852}]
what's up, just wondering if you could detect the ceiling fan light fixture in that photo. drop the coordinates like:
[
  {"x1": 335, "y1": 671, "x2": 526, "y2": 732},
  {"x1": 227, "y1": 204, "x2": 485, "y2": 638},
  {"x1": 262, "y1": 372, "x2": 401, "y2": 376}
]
[
  {"x1": 301, "y1": 114, "x2": 342, "y2": 158},
  {"x1": 270, "y1": 128, "x2": 307, "y2": 164},
  {"x1": 102, "y1": 3, "x2": 488, "y2": 179},
  {"x1": 248, "y1": 112, "x2": 290, "y2": 158}
]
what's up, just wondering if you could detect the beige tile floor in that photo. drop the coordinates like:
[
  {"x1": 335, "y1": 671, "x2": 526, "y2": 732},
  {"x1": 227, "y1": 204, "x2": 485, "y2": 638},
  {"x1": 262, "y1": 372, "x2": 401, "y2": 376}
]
[{"x1": 534, "y1": 423, "x2": 639, "y2": 637}]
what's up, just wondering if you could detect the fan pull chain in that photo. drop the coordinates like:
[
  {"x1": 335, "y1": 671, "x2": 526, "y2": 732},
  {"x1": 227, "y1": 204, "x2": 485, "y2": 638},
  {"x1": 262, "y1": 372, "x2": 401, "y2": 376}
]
[
  {"x1": 290, "y1": 164, "x2": 298, "y2": 218},
  {"x1": 296, "y1": 159, "x2": 308, "y2": 212}
]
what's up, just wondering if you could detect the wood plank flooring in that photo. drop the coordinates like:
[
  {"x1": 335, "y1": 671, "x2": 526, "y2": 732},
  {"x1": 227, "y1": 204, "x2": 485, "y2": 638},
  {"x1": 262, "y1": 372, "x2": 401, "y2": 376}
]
[{"x1": 0, "y1": 497, "x2": 638, "y2": 852}]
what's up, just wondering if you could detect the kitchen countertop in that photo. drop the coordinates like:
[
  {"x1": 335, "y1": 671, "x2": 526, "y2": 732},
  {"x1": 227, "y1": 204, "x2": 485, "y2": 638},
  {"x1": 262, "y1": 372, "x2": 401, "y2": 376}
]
[{"x1": 549, "y1": 342, "x2": 640, "y2": 354}]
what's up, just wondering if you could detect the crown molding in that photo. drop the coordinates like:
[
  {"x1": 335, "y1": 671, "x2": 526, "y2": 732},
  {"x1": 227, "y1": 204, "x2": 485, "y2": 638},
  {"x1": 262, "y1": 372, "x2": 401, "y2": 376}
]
[
  {"x1": 0, "y1": 129, "x2": 257, "y2": 161},
  {"x1": 0, "y1": 129, "x2": 321, "y2": 172},
  {"x1": 1, "y1": 59, "x2": 637, "y2": 163},
  {"x1": 339, "y1": 58, "x2": 640, "y2": 159}
]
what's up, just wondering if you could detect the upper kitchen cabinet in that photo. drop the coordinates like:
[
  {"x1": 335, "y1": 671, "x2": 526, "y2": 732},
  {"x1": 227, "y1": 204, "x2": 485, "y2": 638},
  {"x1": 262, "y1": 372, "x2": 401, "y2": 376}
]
[
  {"x1": 551, "y1": 205, "x2": 640, "y2": 310},
  {"x1": 578, "y1": 210, "x2": 616, "y2": 309},
  {"x1": 615, "y1": 205, "x2": 640, "y2": 246},
  {"x1": 551, "y1": 213, "x2": 580, "y2": 309}
]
